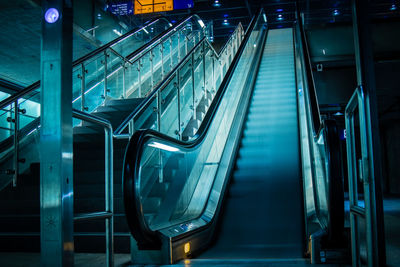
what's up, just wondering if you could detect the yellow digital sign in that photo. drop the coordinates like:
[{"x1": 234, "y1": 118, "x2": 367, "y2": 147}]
[{"x1": 134, "y1": 0, "x2": 174, "y2": 14}]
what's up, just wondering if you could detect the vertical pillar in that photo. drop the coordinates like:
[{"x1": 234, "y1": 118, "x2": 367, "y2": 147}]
[
  {"x1": 40, "y1": 1, "x2": 74, "y2": 266},
  {"x1": 352, "y1": 0, "x2": 386, "y2": 266}
]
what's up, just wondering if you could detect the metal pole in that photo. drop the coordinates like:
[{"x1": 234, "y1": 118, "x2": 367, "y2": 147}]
[
  {"x1": 177, "y1": 32, "x2": 181, "y2": 62},
  {"x1": 352, "y1": 1, "x2": 386, "y2": 266},
  {"x1": 169, "y1": 37, "x2": 173, "y2": 70},
  {"x1": 191, "y1": 53, "x2": 196, "y2": 120},
  {"x1": 40, "y1": 1, "x2": 74, "y2": 266},
  {"x1": 138, "y1": 60, "x2": 142, "y2": 97},
  {"x1": 81, "y1": 64, "x2": 86, "y2": 111},
  {"x1": 150, "y1": 51, "x2": 154, "y2": 91},
  {"x1": 161, "y1": 44, "x2": 164, "y2": 80},
  {"x1": 104, "y1": 125, "x2": 114, "y2": 267},
  {"x1": 122, "y1": 62, "x2": 126, "y2": 98},
  {"x1": 177, "y1": 70, "x2": 181, "y2": 140},
  {"x1": 202, "y1": 42, "x2": 206, "y2": 99},
  {"x1": 12, "y1": 100, "x2": 19, "y2": 187},
  {"x1": 104, "y1": 50, "x2": 108, "y2": 100}
]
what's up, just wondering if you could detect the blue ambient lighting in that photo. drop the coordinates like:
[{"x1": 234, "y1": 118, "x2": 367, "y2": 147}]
[
  {"x1": 212, "y1": 0, "x2": 221, "y2": 7},
  {"x1": 390, "y1": 4, "x2": 397, "y2": 11},
  {"x1": 276, "y1": 8, "x2": 283, "y2": 12},
  {"x1": 45, "y1": 8, "x2": 59, "y2": 24},
  {"x1": 333, "y1": 9, "x2": 340, "y2": 16}
]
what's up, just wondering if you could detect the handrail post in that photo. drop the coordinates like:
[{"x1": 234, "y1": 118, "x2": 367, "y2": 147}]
[
  {"x1": 191, "y1": 52, "x2": 196, "y2": 120},
  {"x1": 103, "y1": 50, "x2": 108, "y2": 100},
  {"x1": 150, "y1": 51, "x2": 154, "y2": 92},
  {"x1": 177, "y1": 32, "x2": 181, "y2": 62},
  {"x1": 161, "y1": 44, "x2": 165, "y2": 80},
  {"x1": 104, "y1": 124, "x2": 114, "y2": 267},
  {"x1": 138, "y1": 60, "x2": 142, "y2": 97},
  {"x1": 80, "y1": 64, "x2": 87, "y2": 111},
  {"x1": 177, "y1": 69, "x2": 181, "y2": 140},
  {"x1": 169, "y1": 37, "x2": 173, "y2": 70},
  {"x1": 202, "y1": 41, "x2": 207, "y2": 100},
  {"x1": 12, "y1": 100, "x2": 19, "y2": 187},
  {"x1": 122, "y1": 62, "x2": 126, "y2": 98}
]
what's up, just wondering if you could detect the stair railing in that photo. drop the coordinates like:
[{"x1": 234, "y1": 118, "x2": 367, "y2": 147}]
[
  {"x1": 114, "y1": 22, "x2": 244, "y2": 140},
  {"x1": 72, "y1": 109, "x2": 114, "y2": 267},
  {"x1": 0, "y1": 15, "x2": 206, "y2": 187}
]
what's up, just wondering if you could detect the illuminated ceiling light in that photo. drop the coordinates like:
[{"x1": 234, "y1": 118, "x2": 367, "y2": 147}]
[
  {"x1": 44, "y1": 8, "x2": 59, "y2": 24},
  {"x1": 333, "y1": 9, "x2": 340, "y2": 16},
  {"x1": 143, "y1": 28, "x2": 149, "y2": 34},
  {"x1": 212, "y1": 0, "x2": 221, "y2": 7},
  {"x1": 390, "y1": 4, "x2": 397, "y2": 11},
  {"x1": 263, "y1": 13, "x2": 267, "y2": 22},
  {"x1": 222, "y1": 19, "x2": 230, "y2": 26},
  {"x1": 276, "y1": 8, "x2": 283, "y2": 12},
  {"x1": 148, "y1": 142, "x2": 179, "y2": 152},
  {"x1": 277, "y1": 14, "x2": 284, "y2": 21}
]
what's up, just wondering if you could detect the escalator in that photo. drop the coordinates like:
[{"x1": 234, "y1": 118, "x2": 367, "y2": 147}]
[
  {"x1": 199, "y1": 27, "x2": 304, "y2": 259},
  {"x1": 123, "y1": 9, "x2": 344, "y2": 264}
]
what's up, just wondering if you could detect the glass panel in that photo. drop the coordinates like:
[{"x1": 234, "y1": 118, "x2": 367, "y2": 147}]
[
  {"x1": 152, "y1": 44, "x2": 163, "y2": 88},
  {"x1": 170, "y1": 33, "x2": 180, "y2": 68},
  {"x1": 106, "y1": 51, "x2": 125, "y2": 99},
  {"x1": 140, "y1": 53, "x2": 153, "y2": 97},
  {"x1": 134, "y1": 95, "x2": 158, "y2": 131},
  {"x1": 193, "y1": 46, "x2": 204, "y2": 110},
  {"x1": 83, "y1": 53, "x2": 106, "y2": 113},
  {"x1": 160, "y1": 75, "x2": 179, "y2": 138},
  {"x1": 179, "y1": 58, "x2": 194, "y2": 135},
  {"x1": 162, "y1": 38, "x2": 172, "y2": 75},
  {"x1": 204, "y1": 46, "x2": 214, "y2": 96},
  {"x1": 125, "y1": 60, "x2": 140, "y2": 98},
  {"x1": 72, "y1": 68, "x2": 83, "y2": 111}
]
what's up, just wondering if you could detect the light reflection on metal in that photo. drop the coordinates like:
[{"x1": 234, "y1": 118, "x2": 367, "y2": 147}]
[{"x1": 148, "y1": 141, "x2": 179, "y2": 152}]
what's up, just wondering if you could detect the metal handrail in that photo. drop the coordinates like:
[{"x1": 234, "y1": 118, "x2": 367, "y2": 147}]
[
  {"x1": 72, "y1": 109, "x2": 114, "y2": 267},
  {"x1": 296, "y1": 10, "x2": 322, "y2": 136},
  {"x1": 72, "y1": 17, "x2": 171, "y2": 67},
  {"x1": 114, "y1": 22, "x2": 243, "y2": 135},
  {"x1": 0, "y1": 16, "x2": 176, "y2": 111},
  {"x1": 125, "y1": 14, "x2": 206, "y2": 64}
]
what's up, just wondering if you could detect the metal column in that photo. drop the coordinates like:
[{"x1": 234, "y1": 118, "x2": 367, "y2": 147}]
[
  {"x1": 351, "y1": 0, "x2": 386, "y2": 266},
  {"x1": 40, "y1": 1, "x2": 74, "y2": 266}
]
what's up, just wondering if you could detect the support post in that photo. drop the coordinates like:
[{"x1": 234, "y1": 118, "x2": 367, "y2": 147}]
[
  {"x1": 40, "y1": 0, "x2": 74, "y2": 266},
  {"x1": 351, "y1": 0, "x2": 386, "y2": 266}
]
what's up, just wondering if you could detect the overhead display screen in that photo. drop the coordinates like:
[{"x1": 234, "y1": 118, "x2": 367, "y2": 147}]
[
  {"x1": 134, "y1": 0, "x2": 174, "y2": 14},
  {"x1": 134, "y1": 0, "x2": 194, "y2": 14}
]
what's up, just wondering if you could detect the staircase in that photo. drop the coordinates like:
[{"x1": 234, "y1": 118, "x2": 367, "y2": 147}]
[{"x1": 0, "y1": 98, "x2": 144, "y2": 253}]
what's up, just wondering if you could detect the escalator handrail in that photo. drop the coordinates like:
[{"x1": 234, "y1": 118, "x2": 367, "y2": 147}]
[
  {"x1": 123, "y1": 9, "x2": 264, "y2": 247},
  {"x1": 295, "y1": 9, "x2": 322, "y2": 136},
  {"x1": 114, "y1": 22, "x2": 244, "y2": 135}
]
